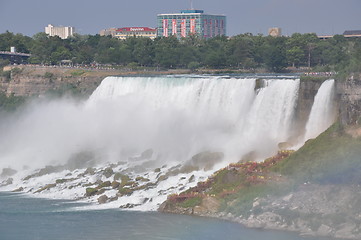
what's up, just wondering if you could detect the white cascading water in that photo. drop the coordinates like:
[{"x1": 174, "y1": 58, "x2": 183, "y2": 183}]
[
  {"x1": 304, "y1": 79, "x2": 336, "y2": 140},
  {"x1": 87, "y1": 76, "x2": 300, "y2": 163},
  {"x1": 0, "y1": 75, "x2": 334, "y2": 210}
]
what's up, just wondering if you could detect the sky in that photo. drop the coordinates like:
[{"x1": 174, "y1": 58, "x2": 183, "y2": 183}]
[{"x1": 0, "y1": 0, "x2": 360, "y2": 37}]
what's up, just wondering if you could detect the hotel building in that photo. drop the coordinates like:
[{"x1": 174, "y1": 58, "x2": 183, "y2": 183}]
[
  {"x1": 157, "y1": 10, "x2": 226, "y2": 39},
  {"x1": 114, "y1": 27, "x2": 157, "y2": 40},
  {"x1": 45, "y1": 24, "x2": 75, "y2": 39}
]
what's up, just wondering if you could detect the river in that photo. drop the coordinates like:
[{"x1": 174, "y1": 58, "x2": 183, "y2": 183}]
[{"x1": 0, "y1": 192, "x2": 337, "y2": 240}]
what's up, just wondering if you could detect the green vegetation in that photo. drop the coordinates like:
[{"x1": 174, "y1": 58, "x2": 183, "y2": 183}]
[
  {"x1": 69, "y1": 69, "x2": 86, "y2": 76},
  {"x1": 165, "y1": 124, "x2": 361, "y2": 216},
  {"x1": 0, "y1": 91, "x2": 26, "y2": 112},
  {"x1": 1, "y1": 31, "x2": 361, "y2": 73},
  {"x1": 179, "y1": 196, "x2": 202, "y2": 208},
  {"x1": 274, "y1": 123, "x2": 361, "y2": 184}
]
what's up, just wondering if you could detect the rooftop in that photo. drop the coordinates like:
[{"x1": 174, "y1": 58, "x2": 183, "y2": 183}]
[{"x1": 343, "y1": 30, "x2": 361, "y2": 36}]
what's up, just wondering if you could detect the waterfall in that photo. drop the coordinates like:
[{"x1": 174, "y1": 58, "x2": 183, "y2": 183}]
[
  {"x1": 86, "y1": 76, "x2": 300, "y2": 163},
  {"x1": 304, "y1": 79, "x2": 336, "y2": 140},
  {"x1": 1, "y1": 75, "x2": 332, "y2": 211}
]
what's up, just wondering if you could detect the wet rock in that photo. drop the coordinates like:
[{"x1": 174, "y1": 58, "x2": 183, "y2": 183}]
[
  {"x1": 12, "y1": 187, "x2": 23, "y2": 192},
  {"x1": 85, "y1": 187, "x2": 98, "y2": 196},
  {"x1": 109, "y1": 196, "x2": 118, "y2": 202},
  {"x1": 55, "y1": 178, "x2": 75, "y2": 184},
  {"x1": 97, "y1": 195, "x2": 109, "y2": 204},
  {"x1": 156, "y1": 175, "x2": 168, "y2": 183},
  {"x1": 98, "y1": 181, "x2": 111, "y2": 189},
  {"x1": 189, "y1": 175, "x2": 195, "y2": 183},
  {"x1": 135, "y1": 176, "x2": 150, "y2": 182},
  {"x1": 1, "y1": 178, "x2": 13, "y2": 186},
  {"x1": 84, "y1": 167, "x2": 95, "y2": 175},
  {"x1": 193, "y1": 197, "x2": 220, "y2": 214},
  {"x1": 35, "y1": 183, "x2": 56, "y2": 193},
  {"x1": 24, "y1": 165, "x2": 64, "y2": 180},
  {"x1": 111, "y1": 181, "x2": 120, "y2": 189},
  {"x1": 103, "y1": 167, "x2": 114, "y2": 178},
  {"x1": 118, "y1": 187, "x2": 133, "y2": 196},
  {"x1": 1, "y1": 168, "x2": 17, "y2": 178},
  {"x1": 119, "y1": 203, "x2": 140, "y2": 209}
]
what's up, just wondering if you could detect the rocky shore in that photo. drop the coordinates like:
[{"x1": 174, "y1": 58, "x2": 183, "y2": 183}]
[{"x1": 161, "y1": 183, "x2": 361, "y2": 239}]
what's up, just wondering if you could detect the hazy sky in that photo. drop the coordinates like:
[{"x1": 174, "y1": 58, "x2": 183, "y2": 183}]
[{"x1": 0, "y1": 0, "x2": 360, "y2": 37}]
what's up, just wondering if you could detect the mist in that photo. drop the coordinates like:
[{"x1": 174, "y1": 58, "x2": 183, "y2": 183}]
[{"x1": 0, "y1": 76, "x2": 331, "y2": 173}]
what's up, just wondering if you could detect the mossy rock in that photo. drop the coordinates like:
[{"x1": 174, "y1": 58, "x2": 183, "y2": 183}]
[
  {"x1": 35, "y1": 183, "x2": 56, "y2": 193},
  {"x1": 103, "y1": 167, "x2": 114, "y2": 178},
  {"x1": 156, "y1": 175, "x2": 168, "y2": 183},
  {"x1": 86, "y1": 187, "x2": 98, "y2": 196},
  {"x1": 114, "y1": 172, "x2": 128, "y2": 181},
  {"x1": 135, "y1": 176, "x2": 150, "y2": 182},
  {"x1": 55, "y1": 178, "x2": 75, "y2": 184},
  {"x1": 111, "y1": 181, "x2": 120, "y2": 189},
  {"x1": 154, "y1": 168, "x2": 161, "y2": 173},
  {"x1": 118, "y1": 187, "x2": 133, "y2": 196},
  {"x1": 98, "y1": 181, "x2": 111, "y2": 189}
]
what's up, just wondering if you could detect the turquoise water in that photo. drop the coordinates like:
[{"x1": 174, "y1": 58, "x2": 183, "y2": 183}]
[{"x1": 0, "y1": 192, "x2": 335, "y2": 240}]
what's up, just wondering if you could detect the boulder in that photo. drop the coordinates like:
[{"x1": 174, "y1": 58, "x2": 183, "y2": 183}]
[{"x1": 97, "y1": 195, "x2": 109, "y2": 204}]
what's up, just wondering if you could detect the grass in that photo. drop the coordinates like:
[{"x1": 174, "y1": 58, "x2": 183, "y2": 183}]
[
  {"x1": 179, "y1": 196, "x2": 202, "y2": 208},
  {"x1": 273, "y1": 122, "x2": 361, "y2": 184}
]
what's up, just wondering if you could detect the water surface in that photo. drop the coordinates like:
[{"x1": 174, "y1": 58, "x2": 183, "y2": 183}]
[{"x1": 0, "y1": 192, "x2": 336, "y2": 240}]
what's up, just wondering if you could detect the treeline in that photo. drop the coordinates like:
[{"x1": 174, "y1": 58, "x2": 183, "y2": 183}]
[{"x1": 1, "y1": 31, "x2": 361, "y2": 72}]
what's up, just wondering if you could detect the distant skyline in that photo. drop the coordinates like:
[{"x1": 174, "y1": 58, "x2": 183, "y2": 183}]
[{"x1": 0, "y1": 0, "x2": 360, "y2": 37}]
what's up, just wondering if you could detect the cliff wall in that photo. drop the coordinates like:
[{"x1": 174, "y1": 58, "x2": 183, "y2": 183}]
[{"x1": 336, "y1": 73, "x2": 361, "y2": 125}]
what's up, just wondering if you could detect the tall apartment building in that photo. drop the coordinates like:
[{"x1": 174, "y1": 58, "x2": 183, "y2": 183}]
[
  {"x1": 45, "y1": 24, "x2": 75, "y2": 39},
  {"x1": 157, "y1": 9, "x2": 226, "y2": 39}
]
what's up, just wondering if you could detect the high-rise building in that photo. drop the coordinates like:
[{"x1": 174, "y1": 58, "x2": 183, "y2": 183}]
[
  {"x1": 268, "y1": 27, "x2": 282, "y2": 37},
  {"x1": 45, "y1": 24, "x2": 75, "y2": 39},
  {"x1": 157, "y1": 9, "x2": 226, "y2": 39}
]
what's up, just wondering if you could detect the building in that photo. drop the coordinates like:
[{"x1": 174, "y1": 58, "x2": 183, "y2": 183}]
[
  {"x1": 268, "y1": 27, "x2": 282, "y2": 37},
  {"x1": 45, "y1": 24, "x2": 75, "y2": 39},
  {"x1": 114, "y1": 27, "x2": 157, "y2": 40},
  {"x1": 157, "y1": 9, "x2": 226, "y2": 39},
  {"x1": 343, "y1": 30, "x2": 361, "y2": 38},
  {"x1": 99, "y1": 28, "x2": 118, "y2": 37},
  {"x1": 318, "y1": 30, "x2": 361, "y2": 40}
]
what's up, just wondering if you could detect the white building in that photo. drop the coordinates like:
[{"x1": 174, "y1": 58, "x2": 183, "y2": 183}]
[{"x1": 45, "y1": 24, "x2": 75, "y2": 39}]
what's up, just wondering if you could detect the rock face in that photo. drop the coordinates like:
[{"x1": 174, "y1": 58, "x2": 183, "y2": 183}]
[
  {"x1": 0, "y1": 66, "x2": 110, "y2": 97},
  {"x1": 237, "y1": 184, "x2": 361, "y2": 239},
  {"x1": 294, "y1": 79, "x2": 324, "y2": 130},
  {"x1": 336, "y1": 73, "x2": 361, "y2": 125}
]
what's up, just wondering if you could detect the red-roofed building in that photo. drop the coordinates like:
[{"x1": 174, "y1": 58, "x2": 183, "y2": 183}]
[{"x1": 115, "y1": 27, "x2": 157, "y2": 40}]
